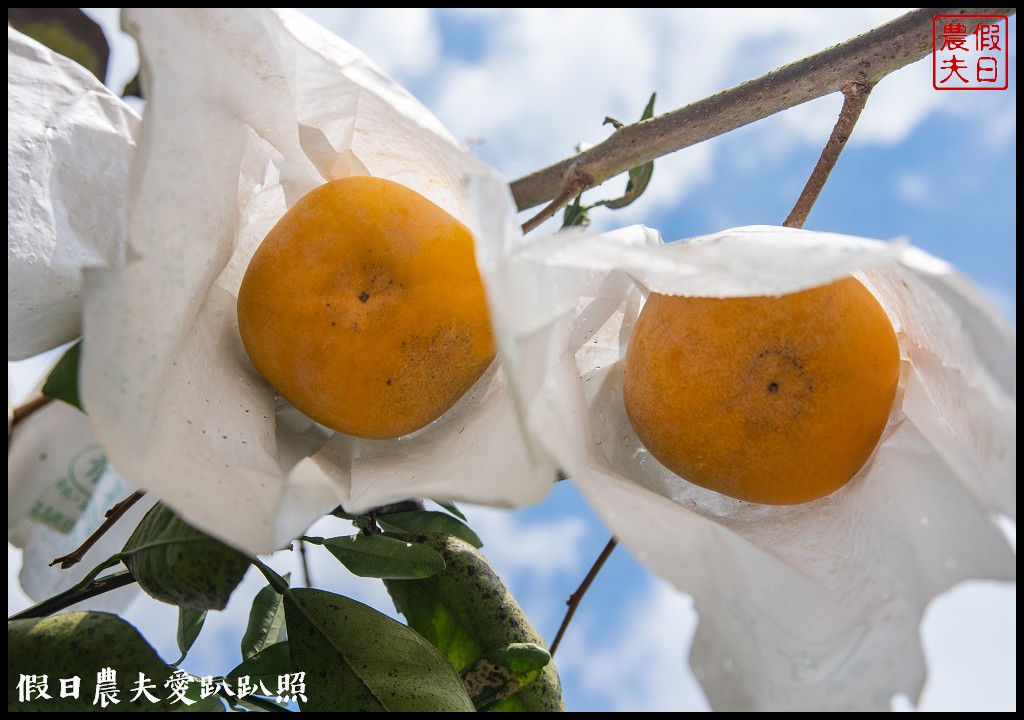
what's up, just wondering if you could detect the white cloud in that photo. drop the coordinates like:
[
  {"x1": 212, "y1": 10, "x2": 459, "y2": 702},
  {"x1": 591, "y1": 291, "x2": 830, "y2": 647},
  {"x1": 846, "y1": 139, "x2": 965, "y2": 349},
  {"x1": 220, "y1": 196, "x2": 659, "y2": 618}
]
[
  {"x1": 7, "y1": 545, "x2": 34, "y2": 614},
  {"x1": 415, "y1": 9, "x2": 945, "y2": 228},
  {"x1": 464, "y1": 505, "x2": 589, "y2": 579},
  {"x1": 557, "y1": 576, "x2": 709, "y2": 711},
  {"x1": 299, "y1": 8, "x2": 442, "y2": 84},
  {"x1": 913, "y1": 579, "x2": 1017, "y2": 711},
  {"x1": 895, "y1": 171, "x2": 935, "y2": 206},
  {"x1": 461, "y1": 503, "x2": 591, "y2": 634}
]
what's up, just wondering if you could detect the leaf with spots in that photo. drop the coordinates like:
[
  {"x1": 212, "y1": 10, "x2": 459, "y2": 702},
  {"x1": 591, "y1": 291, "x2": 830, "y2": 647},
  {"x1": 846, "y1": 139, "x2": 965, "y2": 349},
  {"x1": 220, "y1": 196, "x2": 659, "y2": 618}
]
[
  {"x1": 385, "y1": 533, "x2": 565, "y2": 711},
  {"x1": 461, "y1": 642, "x2": 551, "y2": 711},
  {"x1": 120, "y1": 503, "x2": 251, "y2": 610},
  {"x1": 179, "y1": 692, "x2": 227, "y2": 712},
  {"x1": 319, "y1": 533, "x2": 446, "y2": 579},
  {"x1": 283, "y1": 588, "x2": 474, "y2": 712},
  {"x1": 241, "y1": 575, "x2": 289, "y2": 660},
  {"x1": 376, "y1": 510, "x2": 482, "y2": 548},
  {"x1": 8, "y1": 611, "x2": 177, "y2": 712},
  {"x1": 227, "y1": 641, "x2": 291, "y2": 695}
]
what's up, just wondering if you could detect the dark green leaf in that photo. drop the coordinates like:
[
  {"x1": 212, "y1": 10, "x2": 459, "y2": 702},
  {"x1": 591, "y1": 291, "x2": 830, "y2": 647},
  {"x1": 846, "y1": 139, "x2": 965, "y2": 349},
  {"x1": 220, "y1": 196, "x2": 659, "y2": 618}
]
[
  {"x1": 8, "y1": 8, "x2": 109, "y2": 82},
  {"x1": 322, "y1": 533, "x2": 446, "y2": 579},
  {"x1": 284, "y1": 588, "x2": 475, "y2": 712},
  {"x1": 8, "y1": 611, "x2": 177, "y2": 711},
  {"x1": 121, "y1": 503, "x2": 251, "y2": 610},
  {"x1": 597, "y1": 92, "x2": 657, "y2": 210},
  {"x1": 377, "y1": 510, "x2": 482, "y2": 549},
  {"x1": 41, "y1": 340, "x2": 82, "y2": 411},
  {"x1": 178, "y1": 693, "x2": 226, "y2": 712},
  {"x1": 640, "y1": 92, "x2": 657, "y2": 121},
  {"x1": 462, "y1": 643, "x2": 551, "y2": 710},
  {"x1": 385, "y1": 534, "x2": 565, "y2": 711},
  {"x1": 434, "y1": 500, "x2": 468, "y2": 521},
  {"x1": 176, "y1": 608, "x2": 207, "y2": 664},
  {"x1": 231, "y1": 695, "x2": 290, "y2": 712},
  {"x1": 241, "y1": 575, "x2": 290, "y2": 660},
  {"x1": 227, "y1": 641, "x2": 292, "y2": 694}
]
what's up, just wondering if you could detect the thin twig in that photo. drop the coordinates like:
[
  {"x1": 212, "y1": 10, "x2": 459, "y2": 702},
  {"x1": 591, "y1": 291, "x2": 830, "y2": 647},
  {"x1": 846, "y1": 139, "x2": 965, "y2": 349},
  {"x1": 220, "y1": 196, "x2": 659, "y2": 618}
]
[
  {"x1": 50, "y1": 490, "x2": 147, "y2": 569},
  {"x1": 549, "y1": 536, "x2": 618, "y2": 656},
  {"x1": 9, "y1": 396, "x2": 55, "y2": 451},
  {"x1": 509, "y1": 8, "x2": 1013, "y2": 213},
  {"x1": 9, "y1": 570, "x2": 137, "y2": 621},
  {"x1": 298, "y1": 539, "x2": 312, "y2": 588},
  {"x1": 784, "y1": 82, "x2": 872, "y2": 229},
  {"x1": 11, "y1": 395, "x2": 53, "y2": 425}
]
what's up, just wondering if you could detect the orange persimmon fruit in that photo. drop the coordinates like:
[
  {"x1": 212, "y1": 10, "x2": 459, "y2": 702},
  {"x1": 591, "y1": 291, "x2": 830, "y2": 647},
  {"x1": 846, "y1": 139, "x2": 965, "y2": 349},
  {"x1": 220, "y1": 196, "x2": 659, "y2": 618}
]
[
  {"x1": 236, "y1": 176, "x2": 495, "y2": 440},
  {"x1": 623, "y1": 277, "x2": 900, "y2": 504}
]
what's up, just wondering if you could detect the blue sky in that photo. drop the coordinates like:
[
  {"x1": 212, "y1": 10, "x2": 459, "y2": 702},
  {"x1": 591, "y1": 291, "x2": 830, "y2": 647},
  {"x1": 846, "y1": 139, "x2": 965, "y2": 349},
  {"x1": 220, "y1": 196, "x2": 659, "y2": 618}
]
[{"x1": 9, "y1": 8, "x2": 1016, "y2": 712}]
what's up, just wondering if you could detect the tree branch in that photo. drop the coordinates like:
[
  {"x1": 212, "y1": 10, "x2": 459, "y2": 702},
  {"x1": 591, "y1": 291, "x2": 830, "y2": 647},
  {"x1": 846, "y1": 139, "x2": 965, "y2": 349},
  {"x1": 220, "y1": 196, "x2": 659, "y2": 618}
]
[
  {"x1": 9, "y1": 569, "x2": 137, "y2": 621},
  {"x1": 9, "y1": 396, "x2": 54, "y2": 452},
  {"x1": 50, "y1": 490, "x2": 147, "y2": 569},
  {"x1": 549, "y1": 537, "x2": 617, "y2": 656},
  {"x1": 784, "y1": 82, "x2": 872, "y2": 229},
  {"x1": 510, "y1": 8, "x2": 1014, "y2": 213}
]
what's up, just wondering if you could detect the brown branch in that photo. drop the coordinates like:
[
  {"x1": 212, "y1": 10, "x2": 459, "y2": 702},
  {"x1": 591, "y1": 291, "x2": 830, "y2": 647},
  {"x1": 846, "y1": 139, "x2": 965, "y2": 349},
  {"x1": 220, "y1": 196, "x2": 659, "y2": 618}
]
[
  {"x1": 549, "y1": 536, "x2": 617, "y2": 656},
  {"x1": 784, "y1": 82, "x2": 872, "y2": 229},
  {"x1": 9, "y1": 570, "x2": 137, "y2": 621},
  {"x1": 11, "y1": 395, "x2": 53, "y2": 424},
  {"x1": 510, "y1": 8, "x2": 1014, "y2": 213},
  {"x1": 50, "y1": 490, "x2": 147, "y2": 569},
  {"x1": 298, "y1": 538, "x2": 312, "y2": 588}
]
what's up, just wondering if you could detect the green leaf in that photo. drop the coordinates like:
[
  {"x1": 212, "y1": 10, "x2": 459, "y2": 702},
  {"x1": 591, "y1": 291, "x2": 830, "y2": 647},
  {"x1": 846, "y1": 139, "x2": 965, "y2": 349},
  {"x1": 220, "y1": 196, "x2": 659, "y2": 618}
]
[
  {"x1": 231, "y1": 695, "x2": 290, "y2": 712},
  {"x1": 562, "y1": 194, "x2": 592, "y2": 228},
  {"x1": 322, "y1": 533, "x2": 446, "y2": 579},
  {"x1": 176, "y1": 608, "x2": 207, "y2": 664},
  {"x1": 377, "y1": 510, "x2": 483, "y2": 549},
  {"x1": 485, "y1": 642, "x2": 551, "y2": 677},
  {"x1": 284, "y1": 588, "x2": 475, "y2": 712},
  {"x1": 434, "y1": 500, "x2": 468, "y2": 521},
  {"x1": 241, "y1": 576, "x2": 290, "y2": 660},
  {"x1": 385, "y1": 534, "x2": 565, "y2": 711},
  {"x1": 462, "y1": 643, "x2": 551, "y2": 711},
  {"x1": 227, "y1": 641, "x2": 292, "y2": 695},
  {"x1": 8, "y1": 611, "x2": 177, "y2": 711},
  {"x1": 41, "y1": 341, "x2": 82, "y2": 411},
  {"x1": 179, "y1": 693, "x2": 227, "y2": 712},
  {"x1": 597, "y1": 92, "x2": 657, "y2": 210},
  {"x1": 121, "y1": 503, "x2": 251, "y2": 610},
  {"x1": 8, "y1": 8, "x2": 109, "y2": 82}
]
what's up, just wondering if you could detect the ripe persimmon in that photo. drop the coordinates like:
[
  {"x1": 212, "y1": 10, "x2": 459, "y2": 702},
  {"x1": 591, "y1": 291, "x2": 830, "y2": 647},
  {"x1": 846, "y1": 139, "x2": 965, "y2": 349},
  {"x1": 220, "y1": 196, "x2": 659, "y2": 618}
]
[
  {"x1": 622, "y1": 277, "x2": 900, "y2": 504},
  {"x1": 236, "y1": 176, "x2": 495, "y2": 440}
]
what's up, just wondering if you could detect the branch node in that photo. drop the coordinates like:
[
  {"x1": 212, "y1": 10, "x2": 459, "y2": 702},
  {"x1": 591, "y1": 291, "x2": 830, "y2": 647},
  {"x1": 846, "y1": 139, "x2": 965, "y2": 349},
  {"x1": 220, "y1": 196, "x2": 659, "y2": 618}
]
[
  {"x1": 520, "y1": 168, "x2": 593, "y2": 235},
  {"x1": 49, "y1": 490, "x2": 146, "y2": 569}
]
